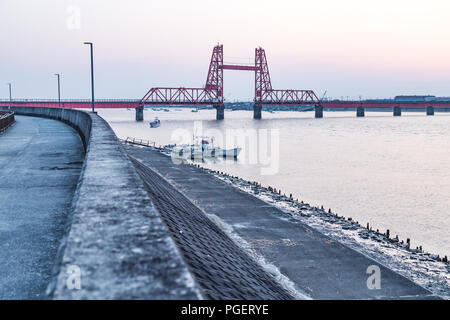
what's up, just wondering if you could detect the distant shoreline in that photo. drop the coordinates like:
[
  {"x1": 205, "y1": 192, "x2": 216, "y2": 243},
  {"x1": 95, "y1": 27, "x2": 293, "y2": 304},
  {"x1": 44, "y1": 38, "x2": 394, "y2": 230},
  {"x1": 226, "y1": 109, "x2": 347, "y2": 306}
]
[{"x1": 146, "y1": 105, "x2": 450, "y2": 112}]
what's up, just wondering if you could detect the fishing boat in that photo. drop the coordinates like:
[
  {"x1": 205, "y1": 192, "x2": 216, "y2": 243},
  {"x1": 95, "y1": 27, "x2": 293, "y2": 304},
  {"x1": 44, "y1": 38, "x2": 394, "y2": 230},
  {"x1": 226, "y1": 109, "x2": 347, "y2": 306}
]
[
  {"x1": 149, "y1": 117, "x2": 160, "y2": 128},
  {"x1": 217, "y1": 147, "x2": 241, "y2": 158},
  {"x1": 171, "y1": 136, "x2": 241, "y2": 159}
]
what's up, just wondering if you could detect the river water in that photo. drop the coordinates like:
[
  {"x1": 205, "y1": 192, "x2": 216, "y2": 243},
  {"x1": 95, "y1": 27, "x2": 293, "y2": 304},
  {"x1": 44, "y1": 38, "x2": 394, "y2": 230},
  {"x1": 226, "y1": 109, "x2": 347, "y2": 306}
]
[{"x1": 98, "y1": 108, "x2": 450, "y2": 258}]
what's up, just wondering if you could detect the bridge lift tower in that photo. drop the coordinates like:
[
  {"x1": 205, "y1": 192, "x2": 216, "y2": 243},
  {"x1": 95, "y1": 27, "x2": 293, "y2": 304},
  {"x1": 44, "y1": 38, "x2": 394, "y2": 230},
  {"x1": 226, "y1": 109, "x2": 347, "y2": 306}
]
[{"x1": 139, "y1": 45, "x2": 320, "y2": 120}]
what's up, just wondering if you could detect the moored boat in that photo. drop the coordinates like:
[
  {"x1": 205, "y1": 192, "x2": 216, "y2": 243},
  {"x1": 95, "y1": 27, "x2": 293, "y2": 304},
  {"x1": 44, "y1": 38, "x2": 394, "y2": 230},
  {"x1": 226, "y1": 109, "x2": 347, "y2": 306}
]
[
  {"x1": 149, "y1": 117, "x2": 160, "y2": 128},
  {"x1": 170, "y1": 136, "x2": 241, "y2": 159}
]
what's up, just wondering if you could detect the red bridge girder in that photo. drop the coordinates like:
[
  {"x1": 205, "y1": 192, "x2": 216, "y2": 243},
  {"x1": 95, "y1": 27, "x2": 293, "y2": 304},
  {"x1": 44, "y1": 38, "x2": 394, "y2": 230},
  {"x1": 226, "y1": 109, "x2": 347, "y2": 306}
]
[
  {"x1": 0, "y1": 100, "x2": 450, "y2": 109},
  {"x1": 0, "y1": 100, "x2": 140, "y2": 109},
  {"x1": 321, "y1": 102, "x2": 450, "y2": 109},
  {"x1": 3, "y1": 100, "x2": 450, "y2": 110},
  {"x1": 140, "y1": 88, "x2": 218, "y2": 105}
]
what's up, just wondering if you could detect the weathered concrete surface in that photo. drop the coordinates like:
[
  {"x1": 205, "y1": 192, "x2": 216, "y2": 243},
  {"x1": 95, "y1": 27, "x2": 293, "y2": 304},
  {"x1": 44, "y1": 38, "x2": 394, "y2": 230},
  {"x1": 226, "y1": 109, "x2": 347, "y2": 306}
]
[
  {"x1": 253, "y1": 104, "x2": 262, "y2": 119},
  {"x1": 394, "y1": 106, "x2": 402, "y2": 116},
  {"x1": 135, "y1": 105, "x2": 144, "y2": 122},
  {"x1": 315, "y1": 105, "x2": 323, "y2": 118},
  {"x1": 130, "y1": 156, "x2": 293, "y2": 300},
  {"x1": 49, "y1": 113, "x2": 200, "y2": 299},
  {"x1": 126, "y1": 147, "x2": 437, "y2": 300},
  {"x1": 0, "y1": 116, "x2": 83, "y2": 299},
  {"x1": 356, "y1": 106, "x2": 365, "y2": 117},
  {"x1": 0, "y1": 106, "x2": 91, "y2": 151},
  {"x1": 0, "y1": 107, "x2": 200, "y2": 300},
  {"x1": 214, "y1": 105, "x2": 225, "y2": 120}
]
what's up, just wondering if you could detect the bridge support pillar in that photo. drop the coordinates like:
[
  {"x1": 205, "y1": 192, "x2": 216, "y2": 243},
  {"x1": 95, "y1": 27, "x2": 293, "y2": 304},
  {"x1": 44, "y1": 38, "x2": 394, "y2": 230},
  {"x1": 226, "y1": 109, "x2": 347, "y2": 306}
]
[
  {"x1": 356, "y1": 106, "x2": 365, "y2": 117},
  {"x1": 315, "y1": 105, "x2": 323, "y2": 118},
  {"x1": 215, "y1": 104, "x2": 225, "y2": 120},
  {"x1": 253, "y1": 104, "x2": 262, "y2": 119},
  {"x1": 393, "y1": 106, "x2": 401, "y2": 116},
  {"x1": 426, "y1": 106, "x2": 434, "y2": 116},
  {"x1": 135, "y1": 105, "x2": 144, "y2": 121}
]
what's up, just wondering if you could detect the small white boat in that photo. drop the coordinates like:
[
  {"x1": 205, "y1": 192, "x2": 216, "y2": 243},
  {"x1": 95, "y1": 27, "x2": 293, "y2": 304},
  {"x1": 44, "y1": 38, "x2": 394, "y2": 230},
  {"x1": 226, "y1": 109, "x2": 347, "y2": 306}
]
[
  {"x1": 149, "y1": 117, "x2": 160, "y2": 128},
  {"x1": 218, "y1": 147, "x2": 241, "y2": 158},
  {"x1": 171, "y1": 145, "x2": 203, "y2": 159},
  {"x1": 171, "y1": 136, "x2": 241, "y2": 159},
  {"x1": 200, "y1": 147, "x2": 242, "y2": 158}
]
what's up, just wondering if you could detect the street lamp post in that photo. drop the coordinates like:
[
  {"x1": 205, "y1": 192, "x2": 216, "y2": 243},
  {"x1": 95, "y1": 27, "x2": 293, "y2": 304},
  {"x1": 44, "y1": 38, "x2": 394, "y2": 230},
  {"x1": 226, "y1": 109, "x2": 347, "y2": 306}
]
[
  {"x1": 83, "y1": 42, "x2": 95, "y2": 112},
  {"x1": 55, "y1": 74, "x2": 61, "y2": 108},
  {"x1": 7, "y1": 83, "x2": 12, "y2": 110}
]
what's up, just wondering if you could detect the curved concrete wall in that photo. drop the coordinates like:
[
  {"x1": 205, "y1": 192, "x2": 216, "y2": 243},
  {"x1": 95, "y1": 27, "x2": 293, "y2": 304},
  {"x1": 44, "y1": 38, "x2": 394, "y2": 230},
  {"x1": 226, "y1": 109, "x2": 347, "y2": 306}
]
[
  {"x1": 0, "y1": 107, "x2": 91, "y2": 150},
  {"x1": 0, "y1": 106, "x2": 200, "y2": 299}
]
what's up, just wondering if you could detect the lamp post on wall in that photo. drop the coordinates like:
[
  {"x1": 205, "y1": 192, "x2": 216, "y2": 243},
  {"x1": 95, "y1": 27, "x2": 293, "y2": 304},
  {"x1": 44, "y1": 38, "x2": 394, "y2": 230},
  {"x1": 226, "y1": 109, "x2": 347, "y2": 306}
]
[
  {"x1": 55, "y1": 74, "x2": 61, "y2": 108},
  {"x1": 7, "y1": 83, "x2": 12, "y2": 110},
  {"x1": 83, "y1": 42, "x2": 95, "y2": 112}
]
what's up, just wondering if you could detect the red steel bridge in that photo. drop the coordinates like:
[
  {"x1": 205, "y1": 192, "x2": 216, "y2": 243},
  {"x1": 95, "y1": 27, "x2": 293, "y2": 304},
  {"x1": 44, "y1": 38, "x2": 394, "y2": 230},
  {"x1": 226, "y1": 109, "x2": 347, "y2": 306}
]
[
  {"x1": 1, "y1": 44, "x2": 450, "y2": 120},
  {"x1": 139, "y1": 44, "x2": 319, "y2": 119}
]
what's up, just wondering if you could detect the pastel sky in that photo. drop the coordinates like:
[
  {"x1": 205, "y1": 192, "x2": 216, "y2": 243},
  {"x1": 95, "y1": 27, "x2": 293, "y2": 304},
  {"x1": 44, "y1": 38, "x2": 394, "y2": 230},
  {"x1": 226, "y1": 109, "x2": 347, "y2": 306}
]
[{"x1": 2, "y1": 0, "x2": 450, "y2": 101}]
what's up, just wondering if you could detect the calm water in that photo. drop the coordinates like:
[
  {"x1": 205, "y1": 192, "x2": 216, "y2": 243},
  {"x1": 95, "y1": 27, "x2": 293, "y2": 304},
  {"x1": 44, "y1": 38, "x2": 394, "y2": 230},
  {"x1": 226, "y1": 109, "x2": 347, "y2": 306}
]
[{"x1": 98, "y1": 108, "x2": 450, "y2": 257}]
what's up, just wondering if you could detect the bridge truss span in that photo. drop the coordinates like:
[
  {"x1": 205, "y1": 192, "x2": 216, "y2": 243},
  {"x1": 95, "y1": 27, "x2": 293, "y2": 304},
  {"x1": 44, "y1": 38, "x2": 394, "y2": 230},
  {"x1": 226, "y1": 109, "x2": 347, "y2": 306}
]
[
  {"x1": 254, "y1": 47, "x2": 320, "y2": 105},
  {"x1": 140, "y1": 45, "x2": 224, "y2": 107},
  {"x1": 258, "y1": 89, "x2": 320, "y2": 105},
  {"x1": 10, "y1": 45, "x2": 449, "y2": 121},
  {"x1": 140, "y1": 87, "x2": 218, "y2": 106},
  {"x1": 139, "y1": 44, "x2": 320, "y2": 113}
]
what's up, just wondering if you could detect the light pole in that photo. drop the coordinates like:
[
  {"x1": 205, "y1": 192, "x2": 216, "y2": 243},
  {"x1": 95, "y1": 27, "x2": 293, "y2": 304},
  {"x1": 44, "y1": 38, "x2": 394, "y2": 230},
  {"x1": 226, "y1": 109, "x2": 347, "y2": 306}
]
[
  {"x1": 55, "y1": 74, "x2": 61, "y2": 108},
  {"x1": 7, "y1": 83, "x2": 12, "y2": 110},
  {"x1": 83, "y1": 42, "x2": 95, "y2": 112}
]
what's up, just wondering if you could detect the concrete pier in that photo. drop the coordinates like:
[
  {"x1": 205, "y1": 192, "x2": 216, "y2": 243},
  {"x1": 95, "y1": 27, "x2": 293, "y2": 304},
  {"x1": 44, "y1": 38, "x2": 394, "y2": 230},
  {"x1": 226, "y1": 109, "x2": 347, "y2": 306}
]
[
  {"x1": 315, "y1": 105, "x2": 323, "y2": 118},
  {"x1": 135, "y1": 105, "x2": 144, "y2": 121},
  {"x1": 130, "y1": 156, "x2": 292, "y2": 300},
  {"x1": 393, "y1": 106, "x2": 402, "y2": 116},
  {"x1": 426, "y1": 106, "x2": 434, "y2": 116},
  {"x1": 127, "y1": 146, "x2": 437, "y2": 300},
  {"x1": 356, "y1": 106, "x2": 365, "y2": 117},
  {"x1": 214, "y1": 104, "x2": 225, "y2": 120},
  {"x1": 253, "y1": 104, "x2": 262, "y2": 119}
]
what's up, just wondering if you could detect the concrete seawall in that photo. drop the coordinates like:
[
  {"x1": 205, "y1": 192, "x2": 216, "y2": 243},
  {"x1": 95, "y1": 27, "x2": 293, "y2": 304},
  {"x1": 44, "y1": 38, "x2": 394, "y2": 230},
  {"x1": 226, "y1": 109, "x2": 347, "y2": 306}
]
[
  {"x1": 0, "y1": 107, "x2": 91, "y2": 151},
  {"x1": 2, "y1": 106, "x2": 439, "y2": 300},
  {"x1": 0, "y1": 106, "x2": 200, "y2": 299},
  {"x1": 127, "y1": 147, "x2": 438, "y2": 300},
  {"x1": 0, "y1": 114, "x2": 84, "y2": 298}
]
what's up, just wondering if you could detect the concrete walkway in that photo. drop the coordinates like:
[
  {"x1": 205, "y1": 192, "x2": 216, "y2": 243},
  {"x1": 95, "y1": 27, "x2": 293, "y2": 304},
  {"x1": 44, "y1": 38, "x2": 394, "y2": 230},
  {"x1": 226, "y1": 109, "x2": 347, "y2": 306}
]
[
  {"x1": 130, "y1": 156, "x2": 292, "y2": 299},
  {"x1": 127, "y1": 147, "x2": 436, "y2": 300},
  {"x1": 0, "y1": 116, "x2": 84, "y2": 299}
]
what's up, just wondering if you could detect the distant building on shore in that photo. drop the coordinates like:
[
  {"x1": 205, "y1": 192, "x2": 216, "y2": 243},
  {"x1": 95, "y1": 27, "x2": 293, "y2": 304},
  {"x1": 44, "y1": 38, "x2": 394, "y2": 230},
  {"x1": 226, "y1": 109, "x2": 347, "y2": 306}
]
[
  {"x1": 394, "y1": 95, "x2": 450, "y2": 102},
  {"x1": 394, "y1": 95, "x2": 435, "y2": 102}
]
